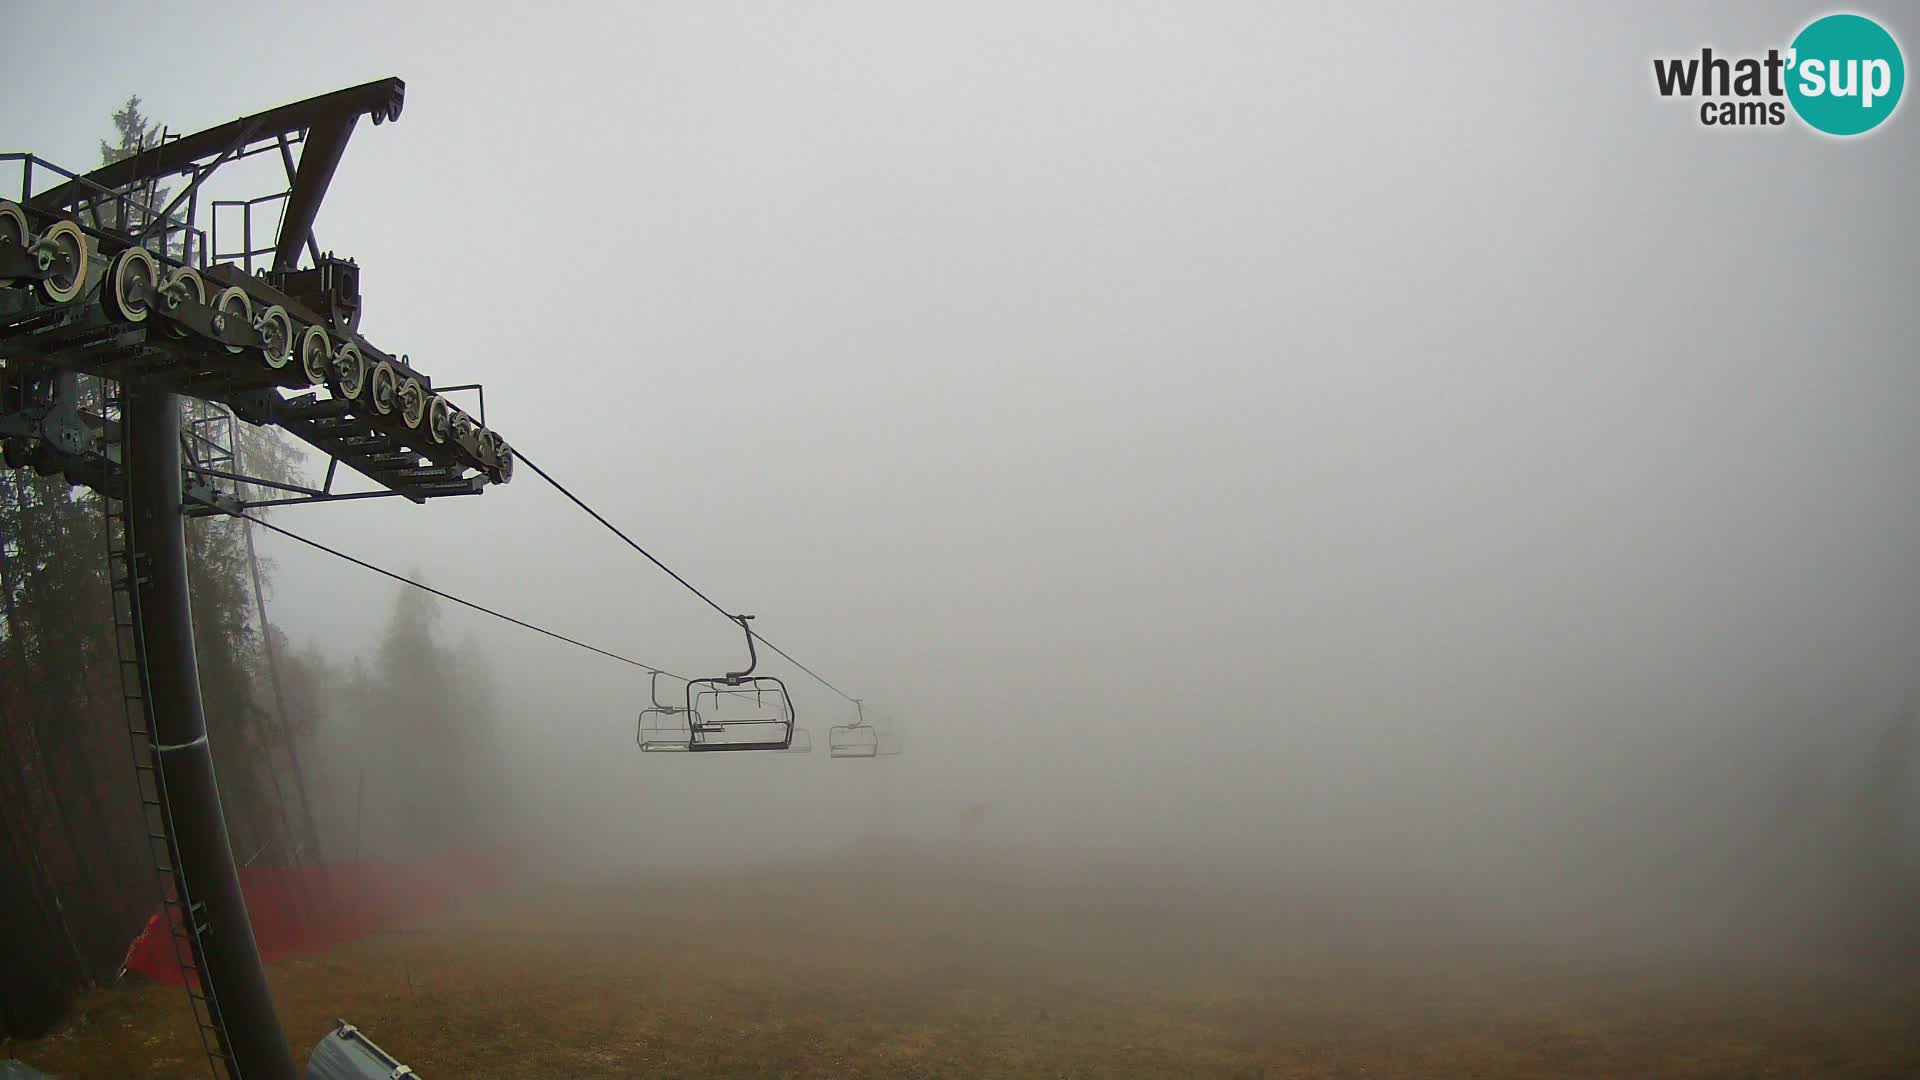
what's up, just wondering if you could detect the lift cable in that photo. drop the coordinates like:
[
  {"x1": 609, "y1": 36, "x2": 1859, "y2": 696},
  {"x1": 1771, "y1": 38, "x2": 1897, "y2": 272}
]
[
  {"x1": 512, "y1": 451, "x2": 861, "y2": 704},
  {"x1": 237, "y1": 512, "x2": 682, "y2": 678}
]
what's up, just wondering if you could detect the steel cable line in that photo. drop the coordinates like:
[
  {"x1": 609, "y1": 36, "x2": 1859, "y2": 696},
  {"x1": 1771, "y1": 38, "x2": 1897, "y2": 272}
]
[
  {"x1": 238, "y1": 512, "x2": 681, "y2": 678},
  {"x1": 511, "y1": 451, "x2": 861, "y2": 704}
]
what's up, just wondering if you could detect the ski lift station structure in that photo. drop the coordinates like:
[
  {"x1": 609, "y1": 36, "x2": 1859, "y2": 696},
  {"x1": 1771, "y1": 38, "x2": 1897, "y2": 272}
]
[
  {"x1": 1, "y1": 78, "x2": 507, "y2": 1079},
  {"x1": 4, "y1": 75, "x2": 903, "y2": 1080}
]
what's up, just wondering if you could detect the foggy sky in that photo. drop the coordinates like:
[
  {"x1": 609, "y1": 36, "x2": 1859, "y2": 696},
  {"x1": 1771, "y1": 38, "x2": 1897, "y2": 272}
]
[{"x1": 4, "y1": 2, "x2": 1916, "y2": 894}]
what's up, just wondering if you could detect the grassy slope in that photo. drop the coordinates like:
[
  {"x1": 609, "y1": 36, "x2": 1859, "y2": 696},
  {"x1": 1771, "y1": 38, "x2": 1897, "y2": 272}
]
[{"x1": 10, "y1": 855, "x2": 1918, "y2": 1078}]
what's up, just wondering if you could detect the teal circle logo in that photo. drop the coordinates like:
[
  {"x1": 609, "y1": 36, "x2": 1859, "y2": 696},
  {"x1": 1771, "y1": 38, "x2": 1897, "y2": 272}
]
[{"x1": 1787, "y1": 13, "x2": 1905, "y2": 135}]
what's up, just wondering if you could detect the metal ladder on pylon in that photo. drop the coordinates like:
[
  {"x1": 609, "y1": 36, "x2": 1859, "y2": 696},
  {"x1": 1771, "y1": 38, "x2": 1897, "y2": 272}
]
[{"x1": 102, "y1": 382, "x2": 239, "y2": 1079}]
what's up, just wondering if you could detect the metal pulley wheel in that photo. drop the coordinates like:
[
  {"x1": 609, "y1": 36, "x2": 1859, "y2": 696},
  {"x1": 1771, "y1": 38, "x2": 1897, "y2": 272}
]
[
  {"x1": 256, "y1": 305, "x2": 295, "y2": 370},
  {"x1": 104, "y1": 247, "x2": 160, "y2": 323},
  {"x1": 34, "y1": 221, "x2": 89, "y2": 305},
  {"x1": 212, "y1": 286, "x2": 252, "y2": 354},
  {"x1": 332, "y1": 342, "x2": 369, "y2": 401},
  {"x1": 159, "y1": 266, "x2": 205, "y2": 337},
  {"x1": 397, "y1": 378, "x2": 428, "y2": 429},
  {"x1": 368, "y1": 361, "x2": 398, "y2": 415},
  {"x1": 0, "y1": 201, "x2": 29, "y2": 288},
  {"x1": 299, "y1": 325, "x2": 333, "y2": 385},
  {"x1": 427, "y1": 395, "x2": 452, "y2": 444}
]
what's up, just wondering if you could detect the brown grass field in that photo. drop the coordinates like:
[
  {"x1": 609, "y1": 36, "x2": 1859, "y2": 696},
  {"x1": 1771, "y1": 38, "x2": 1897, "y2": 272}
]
[{"x1": 10, "y1": 851, "x2": 1920, "y2": 1078}]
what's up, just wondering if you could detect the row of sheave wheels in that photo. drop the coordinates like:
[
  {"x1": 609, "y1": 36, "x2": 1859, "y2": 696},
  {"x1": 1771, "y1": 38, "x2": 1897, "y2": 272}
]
[
  {"x1": 3, "y1": 201, "x2": 511, "y2": 481},
  {"x1": 99, "y1": 245, "x2": 510, "y2": 478}
]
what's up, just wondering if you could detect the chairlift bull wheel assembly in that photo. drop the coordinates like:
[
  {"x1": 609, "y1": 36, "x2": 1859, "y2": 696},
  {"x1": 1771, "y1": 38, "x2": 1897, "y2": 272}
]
[
  {"x1": 159, "y1": 266, "x2": 205, "y2": 337},
  {"x1": 298, "y1": 325, "x2": 333, "y2": 385},
  {"x1": 32, "y1": 221, "x2": 88, "y2": 305},
  {"x1": 256, "y1": 305, "x2": 295, "y2": 370},
  {"x1": 368, "y1": 361, "x2": 398, "y2": 415},
  {"x1": 332, "y1": 342, "x2": 368, "y2": 401},
  {"x1": 0, "y1": 201, "x2": 28, "y2": 288},
  {"x1": 104, "y1": 247, "x2": 160, "y2": 323},
  {"x1": 397, "y1": 377, "x2": 427, "y2": 429},
  {"x1": 213, "y1": 286, "x2": 252, "y2": 354}
]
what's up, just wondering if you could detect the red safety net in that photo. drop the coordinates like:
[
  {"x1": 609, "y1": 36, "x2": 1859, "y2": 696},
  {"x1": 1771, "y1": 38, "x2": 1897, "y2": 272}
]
[{"x1": 121, "y1": 851, "x2": 514, "y2": 986}]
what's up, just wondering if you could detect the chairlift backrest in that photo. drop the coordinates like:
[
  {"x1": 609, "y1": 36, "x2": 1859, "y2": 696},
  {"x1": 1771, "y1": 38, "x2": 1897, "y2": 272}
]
[
  {"x1": 648, "y1": 669, "x2": 685, "y2": 712},
  {"x1": 690, "y1": 680, "x2": 792, "y2": 722}
]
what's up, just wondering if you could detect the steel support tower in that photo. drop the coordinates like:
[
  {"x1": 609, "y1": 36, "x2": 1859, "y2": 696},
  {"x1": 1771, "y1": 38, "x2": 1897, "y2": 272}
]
[{"x1": 2, "y1": 78, "x2": 513, "y2": 1079}]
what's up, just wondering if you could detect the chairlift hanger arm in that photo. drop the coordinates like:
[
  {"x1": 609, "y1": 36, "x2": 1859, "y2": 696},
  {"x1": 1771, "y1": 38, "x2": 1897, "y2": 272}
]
[
  {"x1": 649, "y1": 669, "x2": 671, "y2": 710},
  {"x1": 725, "y1": 613, "x2": 759, "y2": 682}
]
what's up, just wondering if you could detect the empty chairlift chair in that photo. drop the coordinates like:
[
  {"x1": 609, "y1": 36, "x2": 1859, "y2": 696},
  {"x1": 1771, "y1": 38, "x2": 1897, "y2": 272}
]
[
  {"x1": 829, "y1": 724, "x2": 879, "y2": 758},
  {"x1": 688, "y1": 684, "x2": 811, "y2": 752},
  {"x1": 682, "y1": 615, "x2": 808, "y2": 752},
  {"x1": 829, "y1": 699, "x2": 880, "y2": 758},
  {"x1": 637, "y1": 671, "x2": 695, "y2": 752}
]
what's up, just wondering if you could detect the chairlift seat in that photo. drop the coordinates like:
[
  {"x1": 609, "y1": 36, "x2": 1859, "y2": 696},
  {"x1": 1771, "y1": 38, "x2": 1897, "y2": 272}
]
[
  {"x1": 695, "y1": 715, "x2": 782, "y2": 729},
  {"x1": 638, "y1": 706, "x2": 692, "y2": 751},
  {"x1": 829, "y1": 724, "x2": 880, "y2": 758},
  {"x1": 688, "y1": 737, "x2": 791, "y2": 752}
]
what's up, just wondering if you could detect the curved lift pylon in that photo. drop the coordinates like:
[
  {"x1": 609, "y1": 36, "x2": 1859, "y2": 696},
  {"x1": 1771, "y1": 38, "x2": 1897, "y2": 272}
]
[{"x1": 669, "y1": 615, "x2": 811, "y2": 753}]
